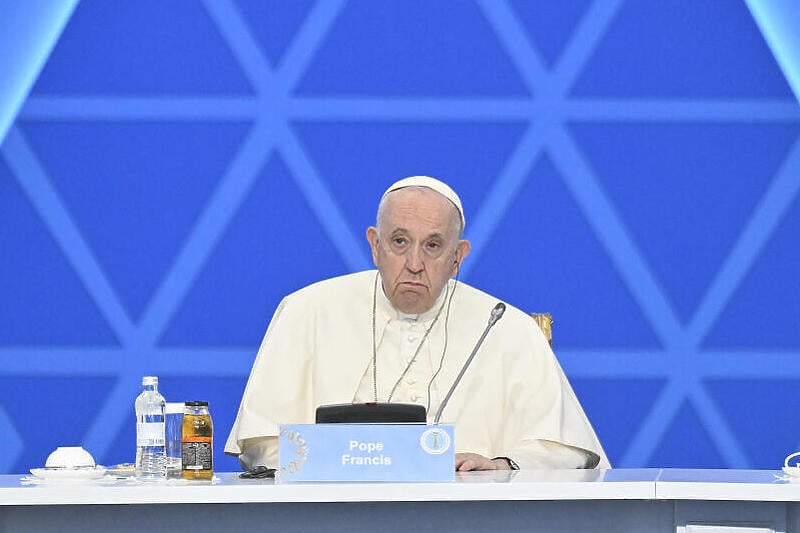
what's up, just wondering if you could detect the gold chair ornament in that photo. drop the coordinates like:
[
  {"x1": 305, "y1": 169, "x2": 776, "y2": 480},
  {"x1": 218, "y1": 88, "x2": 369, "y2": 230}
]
[{"x1": 531, "y1": 313, "x2": 553, "y2": 346}]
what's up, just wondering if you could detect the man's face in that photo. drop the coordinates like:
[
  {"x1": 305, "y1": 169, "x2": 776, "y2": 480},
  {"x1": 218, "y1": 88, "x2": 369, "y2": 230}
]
[{"x1": 366, "y1": 187, "x2": 470, "y2": 314}]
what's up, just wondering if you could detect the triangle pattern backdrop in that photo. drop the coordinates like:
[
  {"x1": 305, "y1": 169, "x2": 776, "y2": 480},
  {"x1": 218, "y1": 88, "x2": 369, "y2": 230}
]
[
  {"x1": 571, "y1": 0, "x2": 793, "y2": 98},
  {"x1": 295, "y1": 0, "x2": 529, "y2": 96},
  {"x1": 467, "y1": 153, "x2": 661, "y2": 348},
  {"x1": 19, "y1": 120, "x2": 253, "y2": 322},
  {"x1": 160, "y1": 153, "x2": 350, "y2": 348},
  {"x1": 31, "y1": 0, "x2": 254, "y2": 95},
  {"x1": 232, "y1": 0, "x2": 318, "y2": 68},
  {"x1": 568, "y1": 122, "x2": 800, "y2": 325},
  {"x1": 292, "y1": 121, "x2": 527, "y2": 240},
  {"x1": 1, "y1": 0, "x2": 799, "y2": 473},
  {"x1": 0, "y1": 161, "x2": 118, "y2": 346},
  {"x1": 508, "y1": 0, "x2": 594, "y2": 68},
  {"x1": 705, "y1": 190, "x2": 800, "y2": 349}
]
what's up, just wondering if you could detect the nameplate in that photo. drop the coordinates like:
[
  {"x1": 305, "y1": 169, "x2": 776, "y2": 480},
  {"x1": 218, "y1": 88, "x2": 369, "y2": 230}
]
[{"x1": 278, "y1": 423, "x2": 455, "y2": 483}]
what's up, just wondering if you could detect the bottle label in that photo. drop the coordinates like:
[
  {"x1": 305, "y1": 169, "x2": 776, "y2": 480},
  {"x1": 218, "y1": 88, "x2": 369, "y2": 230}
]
[
  {"x1": 181, "y1": 441, "x2": 212, "y2": 470},
  {"x1": 137, "y1": 422, "x2": 165, "y2": 446}
]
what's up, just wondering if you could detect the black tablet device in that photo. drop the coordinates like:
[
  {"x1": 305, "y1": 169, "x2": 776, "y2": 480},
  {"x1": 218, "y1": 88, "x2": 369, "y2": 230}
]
[{"x1": 315, "y1": 403, "x2": 426, "y2": 423}]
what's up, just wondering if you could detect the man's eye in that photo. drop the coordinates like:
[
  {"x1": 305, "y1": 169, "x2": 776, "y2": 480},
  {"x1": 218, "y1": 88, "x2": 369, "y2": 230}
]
[
  {"x1": 426, "y1": 241, "x2": 440, "y2": 249},
  {"x1": 392, "y1": 238, "x2": 407, "y2": 246}
]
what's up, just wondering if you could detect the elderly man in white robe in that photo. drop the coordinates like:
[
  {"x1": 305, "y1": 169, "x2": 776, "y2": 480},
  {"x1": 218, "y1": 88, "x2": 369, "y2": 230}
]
[{"x1": 226, "y1": 176, "x2": 610, "y2": 471}]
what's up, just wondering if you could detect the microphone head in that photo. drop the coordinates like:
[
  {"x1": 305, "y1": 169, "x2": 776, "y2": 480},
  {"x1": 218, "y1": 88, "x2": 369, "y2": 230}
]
[{"x1": 488, "y1": 302, "x2": 506, "y2": 325}]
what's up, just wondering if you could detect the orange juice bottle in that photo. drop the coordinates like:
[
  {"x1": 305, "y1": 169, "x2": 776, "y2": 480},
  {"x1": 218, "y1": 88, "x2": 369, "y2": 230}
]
[{"x1": 181, "y1": 401, "x2": 212, "y2": 480}]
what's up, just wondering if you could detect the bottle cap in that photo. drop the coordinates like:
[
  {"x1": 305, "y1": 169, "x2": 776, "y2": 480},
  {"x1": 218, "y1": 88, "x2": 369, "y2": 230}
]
[
  {"x1": 185, "y1": 401, "x2": 208, "y2": 407},
  {"x1": 142, "y1": 376, "x2": 158, "y2": 386}
]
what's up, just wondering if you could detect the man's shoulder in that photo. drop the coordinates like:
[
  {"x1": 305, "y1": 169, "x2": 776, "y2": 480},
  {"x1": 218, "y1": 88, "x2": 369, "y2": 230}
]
[
  {"x1": 452, "y1": 280, "x2": 549, "y2": 353},
  {"x1": 285, "y1": 270, "x2": 375, "y2": 305},
  {"x1": 452, "y1": 280, "x2": 530, "y2": 321}
]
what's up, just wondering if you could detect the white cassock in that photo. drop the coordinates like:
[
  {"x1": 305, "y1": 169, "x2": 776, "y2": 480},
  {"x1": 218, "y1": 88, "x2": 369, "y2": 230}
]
[{"x1": 225, "y1": 270, "x2": 610, "y2": 470}]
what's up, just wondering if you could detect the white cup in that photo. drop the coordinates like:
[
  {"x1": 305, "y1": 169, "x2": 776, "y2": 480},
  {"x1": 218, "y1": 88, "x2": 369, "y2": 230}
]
[{"x1": 45, "y1": 446, "x2": 96, "y2": 469}]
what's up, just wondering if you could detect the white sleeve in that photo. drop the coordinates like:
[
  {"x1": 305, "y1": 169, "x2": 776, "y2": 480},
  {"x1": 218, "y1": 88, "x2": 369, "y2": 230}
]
[
  {"x1": 508, "y1": 439, "x2": 600, "y2": 469},
  {"x1": 236, "y1": 436, "x2": 279, "y2": 470}
]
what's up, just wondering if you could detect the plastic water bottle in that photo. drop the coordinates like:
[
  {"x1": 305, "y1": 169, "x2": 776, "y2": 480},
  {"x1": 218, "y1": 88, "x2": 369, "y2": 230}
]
[{"x1": 135, "y1": 376, "x2": 166, "y2": 479}]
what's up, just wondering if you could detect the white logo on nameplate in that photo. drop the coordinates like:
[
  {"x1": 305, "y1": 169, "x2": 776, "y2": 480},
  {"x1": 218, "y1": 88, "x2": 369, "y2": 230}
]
[
  {"x1": 279, "y1": 428, "x2": 309, "y2": 474},
  {"x1": 420, "y1": 428, "x2": 451, "y2": 455}
]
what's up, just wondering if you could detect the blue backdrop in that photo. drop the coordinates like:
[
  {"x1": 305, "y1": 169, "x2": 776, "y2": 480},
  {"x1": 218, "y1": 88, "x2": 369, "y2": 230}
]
[{"x1": 1, "y1": 0, "x2": 799, "y2": 474}]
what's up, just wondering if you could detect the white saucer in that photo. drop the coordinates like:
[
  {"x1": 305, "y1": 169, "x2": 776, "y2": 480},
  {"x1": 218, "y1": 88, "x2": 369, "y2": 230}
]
[{"x1": 30, "y1": 466, "x2": 107, "y2": 480}]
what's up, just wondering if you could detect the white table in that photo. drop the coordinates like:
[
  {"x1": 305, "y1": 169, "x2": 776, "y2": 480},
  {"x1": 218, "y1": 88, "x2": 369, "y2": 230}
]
[{"x1": 1, "y1": 469, "x2": 798, "y2": 532}]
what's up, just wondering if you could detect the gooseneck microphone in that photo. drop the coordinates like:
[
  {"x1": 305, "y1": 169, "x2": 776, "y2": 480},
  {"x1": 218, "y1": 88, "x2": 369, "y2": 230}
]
[{"x1": 433, "y1": 302, "x2": 506, "y2": 424}]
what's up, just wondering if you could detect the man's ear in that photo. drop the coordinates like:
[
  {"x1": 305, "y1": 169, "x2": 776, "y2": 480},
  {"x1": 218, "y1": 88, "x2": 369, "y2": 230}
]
[
  {"x1": 366, "y1": 226, "x2": 380, "y2": 266},
  {"x1": 452, "y1": 239, "x2": 471, "y2": 274}
]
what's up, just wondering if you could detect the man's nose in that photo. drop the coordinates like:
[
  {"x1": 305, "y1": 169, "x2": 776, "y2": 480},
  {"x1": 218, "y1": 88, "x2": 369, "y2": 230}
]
[{"x1": 404, "y1": 246, "x2": 424, "y2": 272}]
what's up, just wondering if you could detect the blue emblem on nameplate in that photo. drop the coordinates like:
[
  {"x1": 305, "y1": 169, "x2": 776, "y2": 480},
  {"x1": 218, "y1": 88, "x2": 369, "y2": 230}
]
[{"x1": 278, "y1": 424, "x2": 455, "y2": 482}]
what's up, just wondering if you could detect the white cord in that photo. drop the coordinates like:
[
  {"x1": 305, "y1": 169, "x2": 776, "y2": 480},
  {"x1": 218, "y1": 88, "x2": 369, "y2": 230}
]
[{"x1": 783, "y1": 451, "x2": 800, "y2": 477}]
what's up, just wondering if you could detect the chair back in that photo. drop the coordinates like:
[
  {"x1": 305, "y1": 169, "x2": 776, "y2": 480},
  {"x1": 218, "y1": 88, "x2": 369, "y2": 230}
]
[{"x1": 531, "y1": 313, "x2": 553, "y2": 347}]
